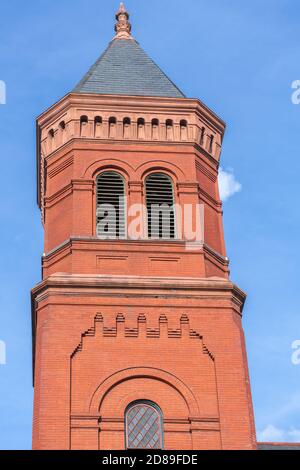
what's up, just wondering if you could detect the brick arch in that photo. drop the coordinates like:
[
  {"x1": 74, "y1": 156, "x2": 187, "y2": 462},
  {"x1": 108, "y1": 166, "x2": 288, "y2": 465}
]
[
  {"x1": 136, "y1": 160, "x2": 186, "y2": 181},
  {"x1": 83, "y1": 158, "x2": 135, "y2": 179},
  {"x1": 89, "y1": 367, "x2": 200, "y2": 417}
]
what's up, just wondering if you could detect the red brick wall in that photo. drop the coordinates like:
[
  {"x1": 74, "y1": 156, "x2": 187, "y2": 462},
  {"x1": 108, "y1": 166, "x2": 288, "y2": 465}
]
[
  {"x1": 32, "y1": 276, "x2": 256, "y2": 450},
  {"x1": 32, "y1": 94, "x2": 256, "y2": 450}
]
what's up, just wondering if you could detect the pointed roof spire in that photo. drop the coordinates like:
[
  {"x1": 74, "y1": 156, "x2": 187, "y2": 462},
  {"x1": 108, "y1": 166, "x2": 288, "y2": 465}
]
[
  {"x1": 114, "y1": 2, "x2": 133, "y2": 40},
  {"x1": 73, "y1": 5, "x2": 185, "y2": 97}
]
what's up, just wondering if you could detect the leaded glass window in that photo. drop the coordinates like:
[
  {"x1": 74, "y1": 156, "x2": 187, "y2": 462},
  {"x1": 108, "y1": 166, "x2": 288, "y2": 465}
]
[{"x1": 125, "y1": 401, "x2": 163, "y2": 449}]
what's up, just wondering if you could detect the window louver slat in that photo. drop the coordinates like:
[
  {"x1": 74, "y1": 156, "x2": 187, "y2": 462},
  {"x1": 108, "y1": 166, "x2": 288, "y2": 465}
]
[
  {"x1": 97, "y1": 172, "x2": 125, "y2": 239},
  {"x1": 146, "y1": 173, "x2": 175, "y2": 240}
]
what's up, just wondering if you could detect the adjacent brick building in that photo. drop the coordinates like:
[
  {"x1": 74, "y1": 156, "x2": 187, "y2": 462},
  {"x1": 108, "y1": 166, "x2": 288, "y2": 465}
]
[{"x1": 31, "y1": 4, "x2": 274, "y2": 450}]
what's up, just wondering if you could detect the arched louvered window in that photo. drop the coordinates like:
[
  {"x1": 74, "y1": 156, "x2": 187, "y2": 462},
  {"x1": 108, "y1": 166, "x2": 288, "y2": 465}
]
[
  {"x1": 125, "y1": 401, "x2": 164, "y2": 450},
  {"x1": 146, "y1": 173, "x2": 176, "y2": 239},
  {"x1": 96, "y1": 171, "x2": 126, "y2": 239}
]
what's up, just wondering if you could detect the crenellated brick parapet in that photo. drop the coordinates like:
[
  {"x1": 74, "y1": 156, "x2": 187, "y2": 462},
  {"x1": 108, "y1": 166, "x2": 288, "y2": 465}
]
[
  {"x1": 71, "y1": 313, "x2": 214, "y2": 360},
  {"x1": 68, "y1": 309, "x2": 220, "y2": 449}
]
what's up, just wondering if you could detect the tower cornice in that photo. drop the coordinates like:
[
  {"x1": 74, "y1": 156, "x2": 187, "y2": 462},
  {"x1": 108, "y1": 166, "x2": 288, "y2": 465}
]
[
  {"x1": 32, "y1": 274, "x2": 246, "y2": 316},
  {"x1": 37, "y1": 93, "x2": 226, "y2": 131},
  {"x1": 36, "y1": 93, "x2": 226, "y2": 209}
]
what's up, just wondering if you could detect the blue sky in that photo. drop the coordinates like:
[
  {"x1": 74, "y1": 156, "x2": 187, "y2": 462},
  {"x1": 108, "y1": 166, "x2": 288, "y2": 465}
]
[{"x1": 0, "y1": 0, "x2": 300, "y2": 449}]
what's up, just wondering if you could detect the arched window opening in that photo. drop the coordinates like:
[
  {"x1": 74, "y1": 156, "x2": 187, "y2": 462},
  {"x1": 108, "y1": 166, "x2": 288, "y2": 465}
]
[
  {"x1": 48, "y1": 129, "x2": 55, "y2": 152},
  {"x1": 137, "y1": 118, "x2": 145, "y2": 140},
  {"x1": 200, "y1": 126, "x2": 205, "y2": 146},
  {"x1": 208, "y1": 134, "x2": 214, "y2": 153},
  {"x1": 109, "y1": 117, "x2": 117, "y2": 139},
  {"x1": 125, "y1": 401, "x2": 163, "y2": 450},
  {"x1": 166, "y1": 119, "x2": 174, "y2": 141},
  {"x1": 151, "y1": 119, "x2": 159, "y2": 140},
  {"x1": 180, "y1": 120, "x2": 188, "y2": 141},
  {"x1": 96, "y1": 171, "x2": 126, "y2": 239},
  {"x1": 94, "y1": 116, "x2": 102, "y2": 138},
  {"x1": 146, "y1": 173, "x2": 176, "y2": 240},
  {"x1": 59, "y1": 121, "x2": 66, "y2": 144},
  {"x1": 123, "y1": 117, "x2": 131, "y2": 139},
  {"x1": 80, "y1": 115, "x2": 88, "y2": 137}
]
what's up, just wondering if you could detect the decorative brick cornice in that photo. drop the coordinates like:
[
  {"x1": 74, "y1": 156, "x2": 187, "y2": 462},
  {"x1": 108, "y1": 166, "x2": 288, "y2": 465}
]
[
  {"x1": 42, "y1": 236, "x2": 228, "y2": 261},
  {"x1": 36, "y1": 93, "x2": 225, "y2": 209},
  {"x1": 32, "y1": 272, "x2": 246, "y2": 312}
]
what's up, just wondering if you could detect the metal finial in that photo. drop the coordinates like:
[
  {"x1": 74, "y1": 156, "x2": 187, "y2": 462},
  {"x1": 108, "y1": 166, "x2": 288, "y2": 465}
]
[{"x1": 114, "y1": 3, "x2": 133, "y2": 40}]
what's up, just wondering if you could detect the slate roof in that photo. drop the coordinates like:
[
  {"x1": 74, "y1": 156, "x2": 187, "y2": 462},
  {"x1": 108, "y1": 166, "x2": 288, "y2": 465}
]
[
  {"x1": 258, "y1": 443, "x2": 300, "y2": 451},
  {"x1": 73, "y1": 39, "x2": 185, "y2": 98}
]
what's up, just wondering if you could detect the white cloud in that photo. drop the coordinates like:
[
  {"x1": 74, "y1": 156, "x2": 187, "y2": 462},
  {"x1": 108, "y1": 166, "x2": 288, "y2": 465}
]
[
  {"x1": 0, "y1": 80, "x2": 6, "y2": 105},
  {"x1": 218, "y1": 167, "x2": 242, "y2": 202},
  {"x1": 258, "y1": 424, "x2": 300, "y2": 443},
  {"x1": 289, "y1": 429, "x2": 300, "y2": 442},
  {"x1": 258, "y1": 425, "x2": 284, "y2": 441},
  {"x1": 0, "y1": 340, "x2": 6, "y2": 365}
]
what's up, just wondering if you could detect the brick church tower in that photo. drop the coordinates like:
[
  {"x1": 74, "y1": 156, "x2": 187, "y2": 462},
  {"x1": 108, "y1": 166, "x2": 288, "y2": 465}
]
[{"x1": 31, "y1": 4, "x2": 257, "y2": 450}]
